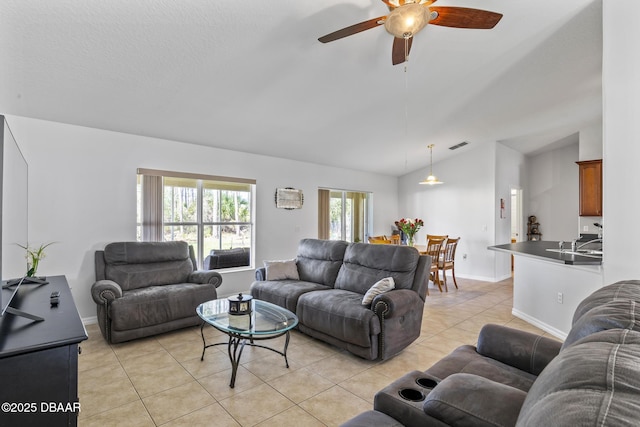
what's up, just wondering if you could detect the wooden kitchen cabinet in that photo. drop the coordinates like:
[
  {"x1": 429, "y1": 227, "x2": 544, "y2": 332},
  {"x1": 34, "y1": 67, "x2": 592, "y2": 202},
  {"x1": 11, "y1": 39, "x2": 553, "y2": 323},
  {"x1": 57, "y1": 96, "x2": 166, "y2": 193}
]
[{"x1": 577, "y1": 159, "x2": 602, "y2": 216}]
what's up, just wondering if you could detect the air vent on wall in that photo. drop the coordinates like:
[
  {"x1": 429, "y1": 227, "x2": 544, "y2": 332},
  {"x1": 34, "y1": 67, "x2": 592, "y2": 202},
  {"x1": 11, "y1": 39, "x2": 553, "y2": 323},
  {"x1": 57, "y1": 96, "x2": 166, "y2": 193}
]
[{"x1": 449, "y1": 141, "x2": 469, "y2": 150}]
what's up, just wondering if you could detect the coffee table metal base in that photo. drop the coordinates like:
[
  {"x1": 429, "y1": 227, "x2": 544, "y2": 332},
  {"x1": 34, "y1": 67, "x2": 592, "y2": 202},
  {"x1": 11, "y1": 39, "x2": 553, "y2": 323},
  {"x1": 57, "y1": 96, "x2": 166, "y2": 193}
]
[{"x1": 199, "y1": 322, "x2": 292, "y2": 388}]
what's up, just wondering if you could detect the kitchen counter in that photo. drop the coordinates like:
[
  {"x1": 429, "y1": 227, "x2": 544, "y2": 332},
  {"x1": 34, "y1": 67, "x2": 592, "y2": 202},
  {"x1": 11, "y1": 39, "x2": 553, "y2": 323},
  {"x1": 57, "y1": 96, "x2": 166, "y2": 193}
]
[
  {"x1": 489, "y1": 240, "x2": 602, "y2": 265},
  {"x1": 488, "y1": 240, "x2": 603, "y2": 339}
]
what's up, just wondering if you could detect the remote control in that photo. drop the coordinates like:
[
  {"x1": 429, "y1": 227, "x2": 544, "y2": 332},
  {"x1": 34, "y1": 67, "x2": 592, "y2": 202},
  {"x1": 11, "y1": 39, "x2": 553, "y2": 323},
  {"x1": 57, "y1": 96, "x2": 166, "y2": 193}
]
[{"x1": 50, "y1": 291, "x2": 60, "y2": 307}]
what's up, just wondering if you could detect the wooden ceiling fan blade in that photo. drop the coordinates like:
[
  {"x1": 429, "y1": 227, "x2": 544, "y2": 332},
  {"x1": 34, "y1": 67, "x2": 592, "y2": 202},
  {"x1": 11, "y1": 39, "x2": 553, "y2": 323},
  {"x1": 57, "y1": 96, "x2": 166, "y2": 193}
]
[
  {"x1": 392, "y1": 37, "x2": 413, "y2": 65},
  {"x1": 381, "y1": 0, "x2": 397, "y2": 9},
  {"x1": 428, "y1": 7, "x2": 502, "y2": 29},
  {"x1": 318, "y1": 16, "x2": 386, "y2": 43}
]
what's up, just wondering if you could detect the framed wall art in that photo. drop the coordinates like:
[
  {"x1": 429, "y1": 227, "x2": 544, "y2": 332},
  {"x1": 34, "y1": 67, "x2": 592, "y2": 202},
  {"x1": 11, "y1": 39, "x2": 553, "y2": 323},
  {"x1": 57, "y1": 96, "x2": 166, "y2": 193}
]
[{"x1": 275, "y1": 187, "x2": 304, "y2": 210}]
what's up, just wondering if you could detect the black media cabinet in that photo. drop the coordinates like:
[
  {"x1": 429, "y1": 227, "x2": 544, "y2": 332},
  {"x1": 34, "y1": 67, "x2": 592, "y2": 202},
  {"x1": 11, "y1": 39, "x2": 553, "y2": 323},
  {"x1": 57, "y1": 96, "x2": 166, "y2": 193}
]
[{"x1": 0, "y1": 275, "x2": 87, "y2": 426}]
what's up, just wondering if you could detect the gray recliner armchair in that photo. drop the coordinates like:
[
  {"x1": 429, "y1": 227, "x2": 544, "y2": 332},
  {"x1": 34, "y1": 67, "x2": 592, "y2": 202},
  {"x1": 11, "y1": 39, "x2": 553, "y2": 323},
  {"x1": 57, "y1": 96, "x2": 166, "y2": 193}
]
[{"x1": 91, "y1": 241, "x2": 222, "y2": 344}]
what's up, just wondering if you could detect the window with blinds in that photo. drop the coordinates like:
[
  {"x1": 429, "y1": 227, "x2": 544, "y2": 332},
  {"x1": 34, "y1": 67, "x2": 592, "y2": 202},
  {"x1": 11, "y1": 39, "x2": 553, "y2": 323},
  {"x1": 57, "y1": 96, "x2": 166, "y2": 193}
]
[{"x1": 137, "y1": 169, "x2": 255, "y2": 269}]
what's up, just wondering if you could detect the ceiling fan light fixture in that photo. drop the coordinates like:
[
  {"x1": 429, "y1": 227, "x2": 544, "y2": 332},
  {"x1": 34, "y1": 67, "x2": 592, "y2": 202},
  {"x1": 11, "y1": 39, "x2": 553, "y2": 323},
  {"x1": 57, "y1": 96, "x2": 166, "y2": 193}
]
[
  {"x1": 384, "y1": 4, "x2": 430, "y2": 39},
  {"x1": 420, "y1": 174, "x2": 443, "y2": 185},
  {"x1": 419, "y1": 144, "x2": 444, "y2": 185}
]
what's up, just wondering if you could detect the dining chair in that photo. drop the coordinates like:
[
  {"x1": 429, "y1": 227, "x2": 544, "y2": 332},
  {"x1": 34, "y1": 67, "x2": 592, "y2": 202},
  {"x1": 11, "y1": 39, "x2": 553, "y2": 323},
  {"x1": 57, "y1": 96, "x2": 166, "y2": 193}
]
[
  {"x1": 421, "y1": 237, "x2": 446, "y2": 292},
  {"x1": 426, "y1": 234, "x2": 448, "y2": 241},
  {"x1": 389, "y1": 234, "x2": 401, "y2": 245},
  {"x1": 368, "y1": 235, "x2": 391, "y2": 244},
  {"x1": 438, "y1": 237, "x2": 460, "y2": 291}
]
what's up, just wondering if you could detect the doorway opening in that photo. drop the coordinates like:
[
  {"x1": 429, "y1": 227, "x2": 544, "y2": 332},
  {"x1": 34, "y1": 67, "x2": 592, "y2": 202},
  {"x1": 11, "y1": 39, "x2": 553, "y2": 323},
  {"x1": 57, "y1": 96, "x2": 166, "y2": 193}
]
[
  {"x1": 510, "y1": 187, "x2": 523, "y2": 272},
  {"x1": 510, "y1": 187, "x2": 523, "y2": 243}
]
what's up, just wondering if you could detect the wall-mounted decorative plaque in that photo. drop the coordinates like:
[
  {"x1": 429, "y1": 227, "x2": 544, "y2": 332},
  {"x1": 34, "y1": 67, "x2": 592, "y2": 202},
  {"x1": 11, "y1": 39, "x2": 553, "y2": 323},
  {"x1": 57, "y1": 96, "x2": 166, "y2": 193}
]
[{"x1": 275, "y1": 187, "x2": 304, "y2": 210}]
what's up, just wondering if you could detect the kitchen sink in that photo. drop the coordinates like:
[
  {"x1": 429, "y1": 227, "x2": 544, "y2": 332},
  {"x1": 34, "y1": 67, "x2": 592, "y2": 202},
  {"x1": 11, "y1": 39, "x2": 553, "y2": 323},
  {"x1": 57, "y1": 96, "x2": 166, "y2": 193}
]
[{"x1": 546, "y1": 248, "x2": 603, "y2": 258}]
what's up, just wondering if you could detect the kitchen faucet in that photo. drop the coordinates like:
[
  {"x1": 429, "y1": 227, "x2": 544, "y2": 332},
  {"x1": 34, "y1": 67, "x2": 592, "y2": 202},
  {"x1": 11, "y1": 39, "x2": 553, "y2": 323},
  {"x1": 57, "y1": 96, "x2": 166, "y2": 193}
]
[
  {"x1": 572, "y1": 238, "x2": 603, "y2": 251},
  {"x1": 571, "y1": 223, "x2": 603, "y2": 251},
  {"x1": 594, "y1": 222, "x2": 603, "y2": 239}
]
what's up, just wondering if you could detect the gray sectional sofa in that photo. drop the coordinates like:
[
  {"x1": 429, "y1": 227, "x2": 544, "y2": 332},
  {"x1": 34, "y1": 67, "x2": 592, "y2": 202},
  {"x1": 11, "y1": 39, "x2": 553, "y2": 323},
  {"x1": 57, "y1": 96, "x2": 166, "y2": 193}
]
[
  {"x1": 342, "y1": 280, "x2": 640, "y2": 426},
  {"x1": 250, "y1": 238, "x2": 430, "y2": 360},
  {"x1": 92, "y1": 241, "x2": 223, "y2": 344}
]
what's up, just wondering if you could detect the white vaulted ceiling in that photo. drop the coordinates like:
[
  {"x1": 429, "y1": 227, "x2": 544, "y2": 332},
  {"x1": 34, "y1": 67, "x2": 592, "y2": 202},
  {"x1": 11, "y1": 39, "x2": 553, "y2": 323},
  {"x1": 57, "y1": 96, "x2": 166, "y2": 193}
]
[{"x1": 0, "y1": 0, "x2": 602, "y2": 176}]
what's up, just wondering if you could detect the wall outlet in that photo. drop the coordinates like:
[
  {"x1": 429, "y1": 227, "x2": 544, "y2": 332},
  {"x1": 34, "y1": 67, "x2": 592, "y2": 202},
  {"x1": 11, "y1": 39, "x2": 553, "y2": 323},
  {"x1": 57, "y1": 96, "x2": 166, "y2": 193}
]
[
  {"x1": 583, "y1": 225, "x2": 589, "y2": 231},
  {"x1": 463, "y1": 254, "x2": 467, "y2": 260},
  {"x1": 557, "y1": 292, "x2": 563, "y2": 304}
]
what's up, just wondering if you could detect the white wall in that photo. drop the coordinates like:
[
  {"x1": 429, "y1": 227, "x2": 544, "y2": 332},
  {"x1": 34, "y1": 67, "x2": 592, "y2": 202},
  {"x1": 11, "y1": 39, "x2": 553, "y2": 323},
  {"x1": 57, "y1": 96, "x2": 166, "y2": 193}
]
[
  {"x1": 602, "y1": 0, "x2": 640, "y2": 283},
  {"x1": 525, "y1": 143, "x2": 579, "y2": 241},
  {"x1": 494, "y1": 143, "x2": 526, "y2": 279},
  {"x1": 398, "y1": 143, "x2": 498, "y2": 281},
  {"x1": 512, "y1": 255, "x2": 603, "y2": 338},
  {"x1": 579, "y1": 121, "x2": 603, "y2": 161},
  {"x1": 7, "y1": 116, "x2": 400, "y2": 320},
  {"x1": 399, "y1": 140, "x2": 590, "y2": 283}
]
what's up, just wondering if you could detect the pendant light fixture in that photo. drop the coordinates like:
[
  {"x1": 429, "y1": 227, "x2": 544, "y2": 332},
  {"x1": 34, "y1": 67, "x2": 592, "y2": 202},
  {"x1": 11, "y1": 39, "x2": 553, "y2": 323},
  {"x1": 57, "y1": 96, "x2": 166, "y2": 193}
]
[{"x1": 419, "y1": 144, "x2": 444, "y2": 185}]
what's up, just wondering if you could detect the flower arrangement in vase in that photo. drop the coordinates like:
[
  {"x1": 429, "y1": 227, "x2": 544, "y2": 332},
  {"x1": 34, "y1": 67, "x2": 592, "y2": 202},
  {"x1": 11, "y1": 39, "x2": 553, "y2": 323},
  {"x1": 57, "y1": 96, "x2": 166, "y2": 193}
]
[
  {"x1": 17, "y1": 242, "x2": 56, "y2": 278},
  {"x1": 395, "y1": 218, "x2": 424, "y2": 246}
]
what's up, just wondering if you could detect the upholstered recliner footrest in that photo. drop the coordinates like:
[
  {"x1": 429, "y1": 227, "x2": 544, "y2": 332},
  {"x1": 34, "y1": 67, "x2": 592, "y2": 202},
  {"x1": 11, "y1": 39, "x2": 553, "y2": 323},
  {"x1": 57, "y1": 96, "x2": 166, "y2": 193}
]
[
  {"x1": 297, "y1": 289, "x2": 380, "y2": 348},
  {"x1": 110, "y1": 283, "x2": 216, "y2": 331}
]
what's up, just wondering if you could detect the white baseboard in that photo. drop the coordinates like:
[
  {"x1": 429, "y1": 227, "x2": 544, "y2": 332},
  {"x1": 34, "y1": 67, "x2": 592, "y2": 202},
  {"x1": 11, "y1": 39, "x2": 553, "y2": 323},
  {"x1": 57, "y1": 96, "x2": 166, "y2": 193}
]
[
  {"x1": 512, "y1": 308, "x2": 567, "y2": 341},
  {"x1": 82, "y1": 316, "x2": 98, "y2": 325},
  {"x1": 454, "y1": 272, "x2": 512, "y2": 283}
]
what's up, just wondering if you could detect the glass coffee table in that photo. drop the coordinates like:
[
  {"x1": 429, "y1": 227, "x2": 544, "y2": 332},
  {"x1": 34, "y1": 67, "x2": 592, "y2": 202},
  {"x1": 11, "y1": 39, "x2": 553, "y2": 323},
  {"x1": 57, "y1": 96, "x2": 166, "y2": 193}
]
[{"x1": 196, "y1": 298, "x2": 298, "y2": 388}]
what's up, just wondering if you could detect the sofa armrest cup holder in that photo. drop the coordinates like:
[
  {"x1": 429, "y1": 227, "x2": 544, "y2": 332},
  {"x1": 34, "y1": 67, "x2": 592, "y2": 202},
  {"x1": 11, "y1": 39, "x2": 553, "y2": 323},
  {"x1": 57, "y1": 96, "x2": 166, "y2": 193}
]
[
  {"x1": 397, "y1": 376, "x2": 440, "y2": 401},
  {"x1": 416, "y1": 377, "x2": 438, "y2": 389},
  {"x1": 398, "y1": 388, "x2": 425, "y2": 402},
  {"x1": 374, "y1": 371, "x2": 441, "y2": 426}
]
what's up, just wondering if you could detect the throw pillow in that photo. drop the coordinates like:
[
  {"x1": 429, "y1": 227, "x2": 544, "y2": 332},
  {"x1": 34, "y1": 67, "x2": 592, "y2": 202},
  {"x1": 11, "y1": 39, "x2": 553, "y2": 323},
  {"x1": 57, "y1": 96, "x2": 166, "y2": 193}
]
[
  {"x1": 362, "y1": 277, "x2": 395, "y2": 305},
  {"x1": 264, "y1": 259, "x2": 300, "y2": 281}
]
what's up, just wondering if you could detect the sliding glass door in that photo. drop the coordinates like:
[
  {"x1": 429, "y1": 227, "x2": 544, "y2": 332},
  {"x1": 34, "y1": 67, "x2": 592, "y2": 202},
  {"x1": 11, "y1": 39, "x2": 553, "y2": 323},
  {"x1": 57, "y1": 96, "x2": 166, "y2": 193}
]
[{"x1": 319, "y1": 189, "x2": 370, "y2": 242}]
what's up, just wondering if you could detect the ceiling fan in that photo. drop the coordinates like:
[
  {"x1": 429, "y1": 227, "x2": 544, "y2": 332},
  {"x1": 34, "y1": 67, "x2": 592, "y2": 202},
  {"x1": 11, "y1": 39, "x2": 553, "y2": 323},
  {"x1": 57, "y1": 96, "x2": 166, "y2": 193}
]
[{"x1": 318, "y1": 0, "x2": 503, "y2": 65}]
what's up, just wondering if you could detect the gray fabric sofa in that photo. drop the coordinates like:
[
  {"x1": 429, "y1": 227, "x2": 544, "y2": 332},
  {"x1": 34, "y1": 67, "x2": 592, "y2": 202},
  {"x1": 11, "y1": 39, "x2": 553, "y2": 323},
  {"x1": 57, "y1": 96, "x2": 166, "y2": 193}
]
[
  {"x1": 203, "y1": 247, "x2": 250, "y2": 269},
  {"x1": 342, "y1": 280, "x2": 640, "y2": 426},
  {"x1": 250, "y1": 238, "x2": 430, "y2": 360},
  {"x1": 92, "y1": 241, "x2": 223, "y2": 344}
]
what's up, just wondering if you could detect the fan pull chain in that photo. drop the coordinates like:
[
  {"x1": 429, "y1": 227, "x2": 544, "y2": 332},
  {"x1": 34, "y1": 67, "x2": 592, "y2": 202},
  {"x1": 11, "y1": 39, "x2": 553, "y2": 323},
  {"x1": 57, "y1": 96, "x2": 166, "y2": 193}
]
[
  {"x1": 404, "y1": 36, "x2": 410, "y2": 73},
  {"x1": 404, "y1": 51, "x2": 410, "y2": 170}
]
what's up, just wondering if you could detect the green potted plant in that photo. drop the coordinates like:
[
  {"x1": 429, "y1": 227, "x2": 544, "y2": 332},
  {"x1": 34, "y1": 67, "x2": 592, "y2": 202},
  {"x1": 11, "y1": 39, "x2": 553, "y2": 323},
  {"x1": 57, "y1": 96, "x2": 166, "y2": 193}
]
[{"x1": 17, "y1": 242, "x2": 56, "y2": 278}]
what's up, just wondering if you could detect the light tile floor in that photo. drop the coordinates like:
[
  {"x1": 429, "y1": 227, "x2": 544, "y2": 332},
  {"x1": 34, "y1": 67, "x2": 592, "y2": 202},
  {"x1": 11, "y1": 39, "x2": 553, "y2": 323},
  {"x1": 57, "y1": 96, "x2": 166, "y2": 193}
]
[{"x1": 78, "y1": 276, "x2": 559, "y2": 426}]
